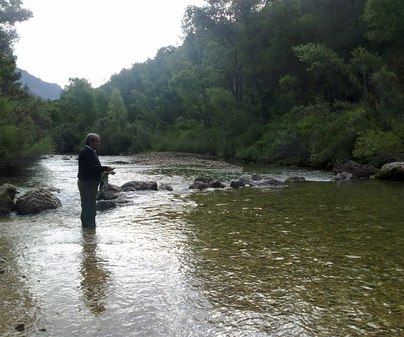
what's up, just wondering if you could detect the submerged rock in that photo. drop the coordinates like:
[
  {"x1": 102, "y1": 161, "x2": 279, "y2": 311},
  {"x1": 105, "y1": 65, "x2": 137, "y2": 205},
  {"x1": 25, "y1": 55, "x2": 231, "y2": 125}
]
[
  {"x1": 15, "y1": 188, "x2": 62, "y2": 215},
  {"x1": 97, "y1": 189, "x2": 119, "y2": 201},
  {"x1": 335, "y1": 172, "x2": 353, "y2": 181},
  {"x1": 0, "y1": 183, "x2": 17, "y2": 214},
  {"x1": 255, "y1": 178, "x2": 285, "y2": 187},
  {"x1": 159, "y1": 183, "x2": 174, "y2": 191},
  {"x1": 189, "y1": 181, "x2": 210, "y2": 190},
  {"x1": 96, "y1": 200, "x2": 117, "y2": 211},
  {"x1": 96, "y1": 198, "x2": 131, "y2": 211},
  {"x1": 285, "y1": 176, "x2": 306, "y2": 184},
  {"x1": 108, "y1": 184, "x2": 122, "y2": 193}
]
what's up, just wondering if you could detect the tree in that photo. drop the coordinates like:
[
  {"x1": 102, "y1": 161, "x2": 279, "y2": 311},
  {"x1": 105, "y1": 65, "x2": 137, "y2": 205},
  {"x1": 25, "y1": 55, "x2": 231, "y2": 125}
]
[
  {"x1": 107, "y1": 88, "x2": 127, "y2": 132},
  {"x1": 293, "y1": 43, "x2": 353, "y2": 101},
  {"x1": 0, "y1": 0, "x2": 32, "y2": 96},
  {"x1": 170, "y1": 65, "x2": 221, "y2": 127},
  {"x1": 59, "y1": 78, "x2": 98, "y2": 128},
  {"x1": 350, "y1": 47, "x2": 382, "y2": 96},
  {"x1": 364, "y1": 0, "x2": 404, "y2": 83},
  {"x1": 56, "y1": 78, "x2": 98, "y2": 152},
  {"x1": 364, "y1": 0, "x2": 404, "y2": 47},
  {"x1": 0, "y1": 1, "x2": 56, "y2": 163}
]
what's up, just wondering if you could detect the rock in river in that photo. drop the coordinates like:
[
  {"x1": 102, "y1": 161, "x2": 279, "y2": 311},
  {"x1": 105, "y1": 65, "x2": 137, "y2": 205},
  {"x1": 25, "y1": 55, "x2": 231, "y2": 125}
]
[
  {"x1": 375, "y1": 162, "x2": 404, "y2": 181},
  {"x1": 15, "y1": 188, "x2": 62, "y2": 215},
  {"x1": 0, "y1": 183, "x2": 17, "y2": 214},
  {"x1": 121, "y1": 181, "x2": 158, "y2": 191},
  {"x1": 334, "y1": 160, "x2": 378, "y2": 179}
]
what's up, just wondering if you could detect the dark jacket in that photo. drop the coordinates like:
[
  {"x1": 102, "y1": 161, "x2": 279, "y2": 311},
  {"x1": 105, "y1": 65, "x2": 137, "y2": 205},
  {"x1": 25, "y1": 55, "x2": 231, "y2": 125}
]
[{"x1": 77, "y1": 146, "x2": 107, "y2": 181}]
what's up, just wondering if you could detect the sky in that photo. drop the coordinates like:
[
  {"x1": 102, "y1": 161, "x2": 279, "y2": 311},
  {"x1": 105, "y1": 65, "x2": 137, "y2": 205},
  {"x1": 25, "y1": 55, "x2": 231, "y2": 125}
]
[{"x1": 14, "y1": 0, "x2": 205, "y2": 88}]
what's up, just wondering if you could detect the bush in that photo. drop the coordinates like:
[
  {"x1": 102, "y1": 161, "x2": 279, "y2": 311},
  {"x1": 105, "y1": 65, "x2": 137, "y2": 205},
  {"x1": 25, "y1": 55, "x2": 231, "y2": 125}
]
[
  {"x1": 353, "y1": 129, "x2": 403, "y2": 166},
  {"x1": 22, "y1": 137, "x2": 55, "y2": 158}
]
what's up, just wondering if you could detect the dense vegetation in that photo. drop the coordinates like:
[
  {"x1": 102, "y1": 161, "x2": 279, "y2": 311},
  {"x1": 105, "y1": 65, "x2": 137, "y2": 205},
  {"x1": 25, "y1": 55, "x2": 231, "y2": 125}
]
[
  {"x1": 1, "y1": 0, "x2": 403, "y2": 169},
  {"x1": 0, "y1": 0, "x2": 54, "y2": 166}
]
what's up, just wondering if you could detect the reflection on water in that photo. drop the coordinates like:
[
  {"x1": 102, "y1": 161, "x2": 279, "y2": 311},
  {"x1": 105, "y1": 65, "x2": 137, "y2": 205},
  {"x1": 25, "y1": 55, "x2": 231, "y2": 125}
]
[
  {"x1": 80, "y1": 229, "x2": 111, "y2": 315},
  {"x1": 0, "y1": 155, "x2": 403, "y2": 336}
]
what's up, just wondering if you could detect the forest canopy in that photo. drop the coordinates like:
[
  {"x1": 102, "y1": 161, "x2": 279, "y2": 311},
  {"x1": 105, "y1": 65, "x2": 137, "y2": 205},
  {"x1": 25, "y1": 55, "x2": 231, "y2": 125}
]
[{"x1": 1, "y1": 0, "x2": 403, "y2": 169}]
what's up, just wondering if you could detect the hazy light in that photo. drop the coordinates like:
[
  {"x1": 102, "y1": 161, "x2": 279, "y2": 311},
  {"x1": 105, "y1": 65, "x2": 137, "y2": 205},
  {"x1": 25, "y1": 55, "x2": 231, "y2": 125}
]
[{"x1": 14, "y1": 0, "x2": 205, "y2": 88}]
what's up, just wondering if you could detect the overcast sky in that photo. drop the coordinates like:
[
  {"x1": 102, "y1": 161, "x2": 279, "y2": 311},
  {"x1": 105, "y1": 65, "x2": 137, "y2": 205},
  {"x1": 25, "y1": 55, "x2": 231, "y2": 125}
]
[{"x1": 14, "y1": 0, "x2": 205, "y2": 88}]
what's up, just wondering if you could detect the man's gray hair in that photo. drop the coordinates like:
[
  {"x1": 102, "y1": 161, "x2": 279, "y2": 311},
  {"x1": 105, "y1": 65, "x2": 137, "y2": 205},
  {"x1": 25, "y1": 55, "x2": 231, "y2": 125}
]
[{"x1": 85, "y1": 133, "x2": 100, "y2": 145}]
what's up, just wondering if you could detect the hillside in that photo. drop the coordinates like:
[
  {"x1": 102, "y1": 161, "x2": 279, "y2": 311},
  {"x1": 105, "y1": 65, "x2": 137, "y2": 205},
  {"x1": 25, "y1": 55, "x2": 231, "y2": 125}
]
[{"x1": 17, "y1": 68, "x2": 62, "y2": 100}]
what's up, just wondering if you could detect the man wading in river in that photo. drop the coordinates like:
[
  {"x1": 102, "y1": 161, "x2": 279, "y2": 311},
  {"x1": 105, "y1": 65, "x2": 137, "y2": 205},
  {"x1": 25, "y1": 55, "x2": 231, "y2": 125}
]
[{"x1": 77, "y1": 133, "x2": 114, "y2": 229}]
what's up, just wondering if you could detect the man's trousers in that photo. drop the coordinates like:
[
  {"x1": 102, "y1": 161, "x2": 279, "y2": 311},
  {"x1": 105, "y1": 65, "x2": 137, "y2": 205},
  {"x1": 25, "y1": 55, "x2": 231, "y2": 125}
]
[{"x1": 77, "y1": 179, "x2": 99, "y2": 228}]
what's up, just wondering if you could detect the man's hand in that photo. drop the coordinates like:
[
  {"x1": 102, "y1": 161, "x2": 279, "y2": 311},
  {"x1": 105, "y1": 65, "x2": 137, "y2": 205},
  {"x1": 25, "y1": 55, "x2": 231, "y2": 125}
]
[{"x1": 106, "y1": 167, "x2": 115, "y2": 174}]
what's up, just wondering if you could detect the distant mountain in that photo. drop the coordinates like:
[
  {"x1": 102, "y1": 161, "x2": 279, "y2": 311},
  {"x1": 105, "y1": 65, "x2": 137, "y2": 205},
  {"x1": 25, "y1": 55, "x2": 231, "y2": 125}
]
[{"x1": 17, "y1": 68, "x2": 63, "y2": 100}]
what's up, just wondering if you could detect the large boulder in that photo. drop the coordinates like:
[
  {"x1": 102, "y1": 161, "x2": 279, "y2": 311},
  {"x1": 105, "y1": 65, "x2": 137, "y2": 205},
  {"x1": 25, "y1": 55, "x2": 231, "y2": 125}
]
[
  {"x1": 15, "y1": 188, "x2": 62, "y2": 215},
  {"x1": 0, "y1": 183, "x2": 17, "y2": 214},
  {"x1": 375, "y1": 162, "x2": 404, "y2": 181},
  {"x1": 334, "y1": 160, "x2": 378, "y2": 179},
  {"x1": 121, "y1": 181, "x2": 158, "y2": 191}
]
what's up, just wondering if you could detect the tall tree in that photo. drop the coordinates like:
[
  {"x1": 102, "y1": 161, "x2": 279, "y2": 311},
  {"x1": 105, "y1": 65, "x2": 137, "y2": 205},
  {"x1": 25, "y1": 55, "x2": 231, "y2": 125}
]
[
  {"x1": 107, "y1": 88, "x2": 127, "y2": 132},
  {"x1": 364, "y1": 0, "x2": 404, "y2": 83},
  {"x1": 56, "y1": 78, "x2": 97, "y2": 152},
  {"x1": 0, "y1": 0, "x2": 32, "y2": 96}
]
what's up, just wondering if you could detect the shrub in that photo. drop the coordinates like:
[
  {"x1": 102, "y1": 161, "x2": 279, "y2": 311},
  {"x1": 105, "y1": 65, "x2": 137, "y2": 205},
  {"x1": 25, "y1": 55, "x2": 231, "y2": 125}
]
[{"x1": 353, "y1": 129, "x2": 403, "y2": 166}]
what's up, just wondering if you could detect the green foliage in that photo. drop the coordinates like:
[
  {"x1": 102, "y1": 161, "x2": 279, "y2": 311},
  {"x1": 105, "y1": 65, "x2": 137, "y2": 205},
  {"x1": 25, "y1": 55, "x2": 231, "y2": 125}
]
[
  {"x1": 277, "y1": 75, "x2": 300, "y2": 113},
  {"x1": 0, "y1": 99, "x2": 54, "y2": 160},
  {"x1": 242, "y1": 101, "x2": 374, "y2": 167},
  {"x1": 350, "y1": 47, "x2": 383, "y2": 96},
  {"x1": 11, "y1": 0, "x2": 401, "y2": 169},
  {"x1": 0, "y1": 123, "x2": 20, "y2": 160},
  {"x1": 371, "y1": 66, "x2": 404, "y2": 118},
  {"x1": 0, "y1": 0, "x2": 32, "y2": 97},
  {"x1": 107, "y1": 88, "x2": 127, "y2": 132},
  {"x1": 53, "y1": 122, "x2": 82, "y2": 153},
  {"x1": 59, "y1": 78, "x2": 98, "y2": 127},
  {"x1": 22, "y1": 136, "x2": 54, "y2": 158},
  {"x1": 153, "y1": 118, "x2": 218, "y2": 154},
  {"x1": 364, "y1": 0, "x2": 404, "y2": 46},
  {"x1": 353, "y1": 129, "x2": 403, "y2": 165},
  {"x1": 293, "y1": 43, "x2": 354, "y2": 101}
]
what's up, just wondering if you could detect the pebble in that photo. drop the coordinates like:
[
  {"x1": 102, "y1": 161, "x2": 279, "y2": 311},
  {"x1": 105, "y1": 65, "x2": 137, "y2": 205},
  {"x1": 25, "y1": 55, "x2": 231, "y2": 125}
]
[{"x1": 15, "y1": 323, "x2": 25, "y2": 331}]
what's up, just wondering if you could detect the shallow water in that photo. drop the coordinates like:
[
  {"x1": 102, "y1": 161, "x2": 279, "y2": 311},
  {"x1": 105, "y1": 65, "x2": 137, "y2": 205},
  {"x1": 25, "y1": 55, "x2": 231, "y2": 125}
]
[{"x1": 0, "y1": 155, "x2": 403, "y2": 336}]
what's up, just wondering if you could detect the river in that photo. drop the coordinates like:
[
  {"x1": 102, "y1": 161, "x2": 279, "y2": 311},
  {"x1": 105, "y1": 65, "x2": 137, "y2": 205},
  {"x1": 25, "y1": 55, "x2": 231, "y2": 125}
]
[{"x1": 0, "y1": 154, "x2": 403, "y2": 336}]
